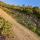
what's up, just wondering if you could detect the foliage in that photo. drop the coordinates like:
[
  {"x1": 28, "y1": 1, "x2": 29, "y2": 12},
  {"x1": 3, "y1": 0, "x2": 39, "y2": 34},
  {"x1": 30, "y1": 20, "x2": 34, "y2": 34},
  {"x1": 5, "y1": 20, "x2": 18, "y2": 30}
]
[{"x1": 0, "y1": 17, "x2": 12, "y2": 37}]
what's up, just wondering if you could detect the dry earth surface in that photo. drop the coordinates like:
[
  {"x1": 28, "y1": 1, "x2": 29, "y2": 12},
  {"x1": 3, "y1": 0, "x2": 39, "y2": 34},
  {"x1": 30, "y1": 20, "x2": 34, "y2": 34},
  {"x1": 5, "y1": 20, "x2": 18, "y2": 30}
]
[{"x1": 0, "y1": 8, "x2": 40, "y2": 40}]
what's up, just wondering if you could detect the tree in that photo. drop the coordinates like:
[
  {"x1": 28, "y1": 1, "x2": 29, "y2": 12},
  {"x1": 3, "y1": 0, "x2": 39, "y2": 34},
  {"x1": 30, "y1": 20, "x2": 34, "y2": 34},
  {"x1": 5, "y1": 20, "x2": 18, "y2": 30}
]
[{"x1": 32, "y1": 7, "x2": 40, "y2": 18}]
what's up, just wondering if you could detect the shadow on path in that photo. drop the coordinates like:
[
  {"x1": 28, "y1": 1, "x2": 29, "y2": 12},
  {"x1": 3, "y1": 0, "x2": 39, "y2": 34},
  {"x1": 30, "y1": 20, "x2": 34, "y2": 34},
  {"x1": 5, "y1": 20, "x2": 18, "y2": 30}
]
[{"x1": 0, "y1": 35, "x2": 6, "y2": 40}]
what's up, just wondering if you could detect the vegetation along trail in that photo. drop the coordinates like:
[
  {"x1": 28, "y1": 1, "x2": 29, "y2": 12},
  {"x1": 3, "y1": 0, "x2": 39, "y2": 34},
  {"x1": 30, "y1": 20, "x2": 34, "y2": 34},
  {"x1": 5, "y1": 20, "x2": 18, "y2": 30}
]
[{"x1": 0, "y1": 8, "x2": 40, "y2": 40}]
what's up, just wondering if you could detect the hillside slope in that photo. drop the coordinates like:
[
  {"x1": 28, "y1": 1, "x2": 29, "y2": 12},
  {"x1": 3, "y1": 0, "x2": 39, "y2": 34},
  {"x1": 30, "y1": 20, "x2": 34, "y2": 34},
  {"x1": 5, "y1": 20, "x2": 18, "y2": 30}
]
[
  {"x1": 0, "y1": 2, "x2": 40, "y2": 36},
  {"x1": 0, "y1": 8, "x2": 40, "y2": 40}
]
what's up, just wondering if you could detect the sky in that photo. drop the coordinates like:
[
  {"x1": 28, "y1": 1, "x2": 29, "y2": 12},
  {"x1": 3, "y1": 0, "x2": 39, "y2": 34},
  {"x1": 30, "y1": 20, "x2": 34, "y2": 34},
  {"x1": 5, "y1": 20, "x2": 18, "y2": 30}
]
[{"x1": 0, "y1": 0, "x2": 40, "y2": 7}]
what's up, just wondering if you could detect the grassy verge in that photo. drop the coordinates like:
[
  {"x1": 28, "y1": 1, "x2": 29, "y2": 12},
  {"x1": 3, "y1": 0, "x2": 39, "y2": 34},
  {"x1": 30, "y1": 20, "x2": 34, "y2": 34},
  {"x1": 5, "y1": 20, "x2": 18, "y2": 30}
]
[{"x1": 0, "y1": 16, "x2": 14, "y2": 40}]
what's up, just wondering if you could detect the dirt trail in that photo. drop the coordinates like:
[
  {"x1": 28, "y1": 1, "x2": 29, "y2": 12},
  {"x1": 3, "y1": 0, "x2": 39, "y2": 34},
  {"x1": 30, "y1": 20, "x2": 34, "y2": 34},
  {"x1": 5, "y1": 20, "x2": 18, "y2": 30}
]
[{"x1": 0, "y1": 8, "x2": 40, "y2": 40}]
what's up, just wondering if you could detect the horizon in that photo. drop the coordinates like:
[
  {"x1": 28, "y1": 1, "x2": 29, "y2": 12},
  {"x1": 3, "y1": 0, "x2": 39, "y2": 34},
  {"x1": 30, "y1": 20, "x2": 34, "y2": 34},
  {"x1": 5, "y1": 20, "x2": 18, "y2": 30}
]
[{"x1": 0, "y1": 0, "x2": 40, "y2": 7}]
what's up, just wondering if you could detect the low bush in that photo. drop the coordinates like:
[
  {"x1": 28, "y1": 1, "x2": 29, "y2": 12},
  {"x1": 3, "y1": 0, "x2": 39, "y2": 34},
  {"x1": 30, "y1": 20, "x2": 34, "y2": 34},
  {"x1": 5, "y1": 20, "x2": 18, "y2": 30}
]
[{"x1": 0, "y1": 17, "x2": 13, "y2": 37}]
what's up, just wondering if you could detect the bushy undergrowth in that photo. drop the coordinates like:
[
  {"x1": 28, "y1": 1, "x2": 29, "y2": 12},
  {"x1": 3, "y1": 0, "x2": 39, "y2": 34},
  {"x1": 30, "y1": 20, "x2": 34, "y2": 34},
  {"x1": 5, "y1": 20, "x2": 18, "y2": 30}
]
[
  {"x1": 15, "y1": 14, "x2": 40, "y2": 36},
  {"x1": 0, "y1": 17, "x2": 13, "y2": 37}
]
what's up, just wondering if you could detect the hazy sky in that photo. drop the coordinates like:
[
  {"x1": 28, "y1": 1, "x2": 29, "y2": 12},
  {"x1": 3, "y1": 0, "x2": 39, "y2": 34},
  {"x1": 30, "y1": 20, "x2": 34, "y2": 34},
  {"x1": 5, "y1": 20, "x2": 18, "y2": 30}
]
[{"x1": 0, "y1": 0, "x2": 40, "y2": 7}]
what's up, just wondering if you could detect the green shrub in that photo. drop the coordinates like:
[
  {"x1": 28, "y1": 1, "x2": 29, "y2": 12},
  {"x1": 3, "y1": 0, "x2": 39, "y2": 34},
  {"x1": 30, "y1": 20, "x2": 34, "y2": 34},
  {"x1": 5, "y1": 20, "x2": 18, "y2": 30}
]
[
  {"x1": 36, "y1": 28, "x2": 40, "y2": 36},
  {"x1": 0, "y1": 17, "x2": 12, "y2": 37}
]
